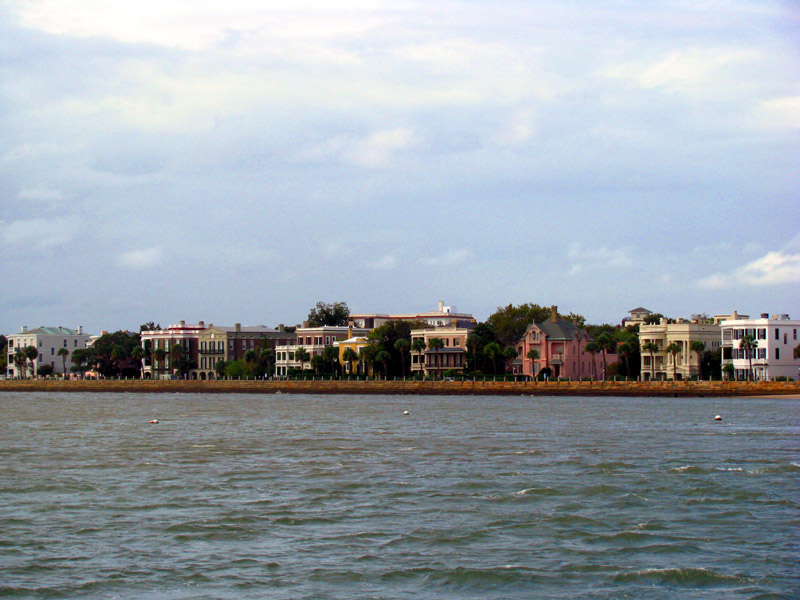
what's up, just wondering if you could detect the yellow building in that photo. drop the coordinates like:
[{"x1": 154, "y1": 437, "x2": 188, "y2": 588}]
[{"x1": 334, "y1": 334, "x2": 372, "y2": 375}]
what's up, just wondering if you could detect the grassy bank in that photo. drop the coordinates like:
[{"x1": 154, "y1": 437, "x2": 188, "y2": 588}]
[{"x1": 1, "y1": 379, "x2": 798, "y2": 397}]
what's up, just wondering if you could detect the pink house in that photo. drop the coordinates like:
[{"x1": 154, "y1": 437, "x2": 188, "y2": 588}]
[{"x1": 514, "y1": 306, "x2": 605, "y2": 380}]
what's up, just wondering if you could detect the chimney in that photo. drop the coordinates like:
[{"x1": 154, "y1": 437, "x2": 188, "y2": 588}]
[
  {"x1": 78, "y1": 325, "x2": 83, "y2": 334},
  {"x1": 21, "y1": 325, "x2": 27, "y2": 333},
  {"x1": 438, "y1": 300, "x2": 444, "y2": 312},
  {"x1": 761, "y1": 313, "x2": 768, "y2": 319},
  {"x1": 180, "y1": 320, "x2": 185, "y2": 327},
  {"x1": 278, "y1": 324, "x2": 284, "y2": 332},
  {"x1": 235, "y1": 323, "x2": 241, "y2": 333},
  {"x1": 550, "y1": 306, "x2": 558, "y2": 322},
  {"x1": 348, "y1": 326, "x2": 353, "y2": 339},
  {"x1": 199, "y1": 321, "x2": 205, "y2": 327},
  {"x1": 302, "y1": 321, "x2": 309, "y2": 328}
]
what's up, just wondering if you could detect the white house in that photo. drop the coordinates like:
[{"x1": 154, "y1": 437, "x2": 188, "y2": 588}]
[
  {"x1": 720, "y1": 313, "x2": 800, "y2": 380},
  {"x1": 6, "y1": 326, "x2": 91, "y2": 378}
]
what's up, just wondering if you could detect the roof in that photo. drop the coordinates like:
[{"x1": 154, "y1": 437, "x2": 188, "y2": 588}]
[
  {"x1": 535, "y1": 318, "x2": 585, "y2": 341},
  {"x1": 628, "y1": 307, "x2": 652, "y2": 314},
  {"x1": 207, "y1": 325, "x2": 279, "y2": 334},
  {"x1": 13, "y1": 326, "x2": 86, "y2": 336}
]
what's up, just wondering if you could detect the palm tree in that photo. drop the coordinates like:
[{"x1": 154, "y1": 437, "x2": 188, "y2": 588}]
[
  {"x1": 526, "y1": 348, "x2": 539, "y2": 378},
  {"x1": 295, "y1": 347, "x2": 310, "y2": 374},
  {"x1": 690, "y1": 340, "x2": 705, "y2": 380},
  {"x1": 411, "y1": 338, "x2": 427, "y2": 375},
  {"x1": 584, "y1": 341, "x2": 599, "y2": 380},
  {"x1": 483, "y1": 342, "x2": 502, "y2": 375},
  {"x1": 427, "y1": 337, "x2": 445, "y2": 377},
  {"x1": 642, "y1": 341, "x2": 659, "y2": 381},
  {"x1": 57, "y1": 347, "x2": 69, "y2": 378},
  {"x1": 169, "y1": 344, "x2": 184, "y2": 377},
  {"x1": 503, "y1": 346, "x2": 518, "y2": 376},
  {"x1": 152, "y1": 348, "x2": 166, "y2": 376},
  {"x1": 375, "y1": 350, "x2": 391, "y2": 378},
  {"x1": 616, "y1": 341, "x2": 631, "y2": 380},
  {"x1": 394, "y1": 339, "x2": 410, "y2": 378},
  {"x1": 322, "y1": 345, "x2": 339, "y2": 376},
  {"x1": 342, "y1": 347, "x2": 358, "y2": 376},
  {"x1": 467, "y1": 333, "x2": 481, "y2": 374},
  {"x1": 596, "y1": 334, "x2": 614, "y2": 380},
  {"x1": 13, "y1": 349, "x2": 28, "y2": 378},
  {"x1": 739, "y1": 335, "x2": 758, "y2": 381},
  {"x1": 665, "y1": 342, "x2": 681, "y2": 380},
  {"x1": 130, "y1": 346, "x2": 144, "y2": 378},
  {"x1": 24, "y1": 346, "x2": 38, "y2": 378}
]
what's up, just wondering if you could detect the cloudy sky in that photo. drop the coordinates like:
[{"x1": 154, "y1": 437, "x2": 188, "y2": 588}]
[{"x1": 1, "y1": 0, "x2": 798, "y2": 334}]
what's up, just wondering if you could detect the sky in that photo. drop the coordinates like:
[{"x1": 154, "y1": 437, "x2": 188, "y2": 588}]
[{"x1": 1, "y1": 0, "x2": 799, "y2": 334}]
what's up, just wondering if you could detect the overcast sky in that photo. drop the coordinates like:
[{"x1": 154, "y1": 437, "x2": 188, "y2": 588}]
[{"x1": 1, "y1": 0, "x2": 798, "y2": 334}]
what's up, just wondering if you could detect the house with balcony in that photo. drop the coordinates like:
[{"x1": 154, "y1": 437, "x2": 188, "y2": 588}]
[
  {"x1": 638, "y1": 318, "x2": 721, "y2": 380},
  {"x1": 140, "y1": 321, "x2": 207, "y2": 379},
  {"x1": 195, "y1": 324, "x2": 293, "y2": 380},
  {"x1": 621, "y1": 307, "x2": 653, "y2": 328},
  {"x1": 6, "y1": 325, "x2": 91, "y2": 378},
  {"x1": 720, "y1": 313, "x2": 799, "y2": 380},
  {"x1": 410, "y1": 324, "x2": 474, "y2": 377},
  {"x1": 333, "y1": 334, "x2": 372, "y2": 376},
  {"x1": 515, "y1": 306, "x2": 603, "y2": 380},
  {"x1": 275, "y1": 325, "x2": 370, "y2": 377}
]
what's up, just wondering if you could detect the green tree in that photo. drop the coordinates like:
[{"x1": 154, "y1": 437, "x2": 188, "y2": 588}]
[
  {"x1": 152, "y1": 348, "x2": 166, "y2": 376},
  {"x1": 503, "y1": 346, "x2": 518, "y2": 375},
  {"x1": 57, "y1": 347, "x2": 69, "y2": 377},
  {"x1": 616, "y1": 341, "x2": 632, "y2": 379},
  {"x1": 14, "y1": 348, "x2": 28, "y2": 378},
  {"x1": 257, "y1": 348, "x2": 275, "y2": 377},
  {"x1": 665, "y1": 341, "x2": 681, "y2": 380},
  {"x1": 37, "y1": 363, "x2": 54, "y2": 377},
  {"x1": 295, "y1": 347, "x2": 310, "y2": 373},
  {"x1": 596, "y1": 333, "x2": 614, "y2": 380},
  {"x1": 91, "y1": 331, "x2": 142, "y2": 377},
  {"x1": 793, "y1": 343, "x2": 800, "y2": 359},
  {"x1": 24, "y1": 346, "x2": 38, "y2": 378},
  {"x1": 322, "y1": 345, "x2": 339, "y2": 375},
  {"x1": 70, "y1": 348, "x2": 90, "y2": 377},
  {"x1": 214, "y1": 360, "x2": 228, "y2": 379},
  {"x1": 739, "y1": 335, "x2": 758, "y2": 381},
  {"x1": 169, "y1": 344, "x2": 184, "y2": 376},
  {"x1": 483, "y1": 341, "x2": 502, "y2": 375},
  {"x1": 722, "y1": 362, "x2": 734, "y2": 381},
  {"x1": 642, "y1": 342, "x2": 659, "y2": 381},
  {"x1": 375, "y1": 350, "x2": 391, "y2": 378},
  {"x1": 307, "y1": 301, "x2": 350, "y2": 327},
  {"x1": 310, "y1": 354, "x2": 326, "y2": 375},
  {"x1": 411, "y1": 338, "x2": 427, "y2": 375},
  {"x1": 130, "y1": 346, "x2": 144, "y2": 377},
  {"x1": 690, "y1": 340, "x2": 706, "y2": 379},
  {"x1": 343, "y1": 347, "x2": 359, "y2": 376},
  {"x1": 643, "y1": 313, "x2": 667, "y2": 325},
  {"x1": 427, "y1": 337, "x2": 445, "y2": 377},
  {"x1": 394, "y1": 338, "x2": 409, "y2": 378}
]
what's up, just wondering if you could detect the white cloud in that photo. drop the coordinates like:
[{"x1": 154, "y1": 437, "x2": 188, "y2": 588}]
[
  {"x1": 698, "y1": 251, "x2": 800, "y2": 289},
  {"x1": 0, "y1": 217, "x2": 81, "y2": 249},
  {"x1": 17, "y1": 187, "x2": 65, "y2": 202},
  {"x1": 370, "y1": 254, "x2": 397, "y2": 270},
  {"x1": 567, "y1": 243, "x2": 633, "y2": 270},
  {"x1": 300, "y1": 127, "x2": 421, "y2": 167},
  {"x1": 116, "y1": 247, "x2": 163, "y2": 269},
  {"x1": 422, "y1": 248, "x2": 471, "y2": 267}
]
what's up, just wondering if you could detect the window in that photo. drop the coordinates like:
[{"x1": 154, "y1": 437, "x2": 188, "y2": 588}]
[
  {"x1": 50, "y1": 348, "x2": 54, "y2": 355},
  {"x1": 775, "y1": 348, "x2": 780, "y2": 360},
  {"x1": 757, "y1": 329, "x2": 766, "y2": 340},
  {"x1": 783, "y1": 334, "x2": 787, "y2": 344},
  {"x1": 63, "y1": 339, "x2": 67, "y2": 347},
  {"x1": 775, "y1": 328, "x2": 780, "y2": 340},
  {"x1": 39, "y1": 340, "x2": 42, "y2": 347}
]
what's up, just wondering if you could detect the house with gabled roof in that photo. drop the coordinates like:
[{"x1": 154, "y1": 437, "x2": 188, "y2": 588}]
[{"x1": 514, "y1": 306, "x2": 604, "y2": 380}]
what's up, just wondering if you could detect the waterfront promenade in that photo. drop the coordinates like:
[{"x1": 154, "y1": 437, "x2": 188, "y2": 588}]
[{"x1": 1, "y1": 379, "x2": 798, "y2": 397}]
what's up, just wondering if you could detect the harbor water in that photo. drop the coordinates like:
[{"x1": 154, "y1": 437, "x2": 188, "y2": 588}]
[{"x1": 0, "y1": 393, "x2": 797, "y2": 599}]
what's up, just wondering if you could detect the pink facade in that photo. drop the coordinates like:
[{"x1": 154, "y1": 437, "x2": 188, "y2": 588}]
[{"x1": 515, "y1": 307, "x2": 605, "y2": 380}]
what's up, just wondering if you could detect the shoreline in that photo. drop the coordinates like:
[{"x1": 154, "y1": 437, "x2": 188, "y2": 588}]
[{"x1": 1, "y1": 379, "x2": 799, "y2": 397}]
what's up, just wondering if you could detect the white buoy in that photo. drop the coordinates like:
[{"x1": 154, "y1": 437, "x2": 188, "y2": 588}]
[
  {"x1": 150, "y1": 419, "x2": 159, "y2": 424},
  {"x1": 403, "y1": 410, "x2": 409, "y2": 416},
  {"x1": 714, "y1": 415, "x2": 722, "y2": 421}
]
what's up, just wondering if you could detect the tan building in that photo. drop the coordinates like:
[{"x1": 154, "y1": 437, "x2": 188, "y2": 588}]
[
  {"x1": 275, "y1": 325, "x2": 370, "y2": 376},
  {"x1": 410, "y1": 325, "x2": 472, "y2": 377},
  {"x1": 349, "y1": 301, "x2": 476, "y2": 329},
  {"x1": 195, "y1": 324, "x2": 293, "y2": 380},
  {"x1": 638, "y1": 319, "x2": 721, "y2": 380},
  {"x1": 334, "y1": 334, "x2": 372, "y2": 376}
]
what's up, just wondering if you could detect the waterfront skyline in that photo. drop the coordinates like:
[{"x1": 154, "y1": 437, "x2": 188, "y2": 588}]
[{"x1": 1, "y1": 0, "x2": 798, "y2": 334}]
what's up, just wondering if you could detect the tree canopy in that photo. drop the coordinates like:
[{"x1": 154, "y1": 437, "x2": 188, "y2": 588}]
[
  {"x1": 307, "y1": 301, "x2": 350, "y2": 327},
  {"x1": 487, "y1": 303, "x2": 586, "y2": 346}
]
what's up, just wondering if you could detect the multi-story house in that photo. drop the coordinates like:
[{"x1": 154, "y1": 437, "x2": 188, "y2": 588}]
[
  {"x1": 638, "y1": 318, "x2": 721, "y2": 380},
  {"x1": 6, "y1": 325, "x2": 91, "y2": 378},
  {"x1": 274, "y1": 325, "x2": 369, "y2": 376},
  {"x1": 140, "y1": 321, "x2": 207, "y2": 379},
  {"x1": 410, "y1": 324, "x2": 474, "y2": 377},
  {"x1": 621, "y1": 307, "x2": 653, "y2": 328},
  {"x1": 720, "y1": 313, "x2": 800, "y2": 381},
  {"x1": 333, "y1": 333, "x2": 372, "y2": 376},
  {"x1": 515, "y1": 306, "x2": 603, "y2": 380},
  {"x1": 349, "y1": 301, "x2": 476, "y2": 329},
  {"x1": 195, "y1": 324, "x2": 293, "y2": 380}
]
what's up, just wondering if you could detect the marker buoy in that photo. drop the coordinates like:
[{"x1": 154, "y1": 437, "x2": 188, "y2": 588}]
[
  {"x1": 150, "y1": 419, "x2": 159, "y2": 424},
  {"x1": 403, "y1": 410, "x2": 410, "y2": 416},
  {"x1": 714, "y1": 415, "x2": 722, "y2": 421}
]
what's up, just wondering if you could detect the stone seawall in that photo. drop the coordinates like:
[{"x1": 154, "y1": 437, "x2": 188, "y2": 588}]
[{"x1": 1, "y1": 379, "x2": 798, "y2": 397}]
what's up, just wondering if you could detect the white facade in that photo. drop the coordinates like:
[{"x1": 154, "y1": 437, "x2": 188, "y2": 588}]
[
  {"x1": 638, "y1": 320, "x2": 722, "y2": 380},
  {"x1": 274, "y1": 326, "x2": 369, "y2": 376},
  {"x1": 720, "y1": 314, "x2": 800, "y2": 381},
  {"x1": 6, "y1": 326, "x2": 91, "y2": 377}
]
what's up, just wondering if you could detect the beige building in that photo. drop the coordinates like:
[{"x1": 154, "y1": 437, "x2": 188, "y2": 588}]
[
  {"x1": 349, "y1": 301, "x2": 476, "y2": 329},
  {"x1": 410, "y1": 325, "x2": 472, "y2": 377},
  {"x1": 274, "y1": 325, "x2": 370, "y2": 376},
  {"x1": 638, "y1": 319, "x2": 721, "y2": 380},
  {"x1": 195, "y1": 324, "x2": 293, "y2": 380}
]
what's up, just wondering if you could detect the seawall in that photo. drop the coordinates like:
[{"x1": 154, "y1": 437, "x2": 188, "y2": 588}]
[{"x1": 1, "y1": 379, "x2": 798, "y2": 397}]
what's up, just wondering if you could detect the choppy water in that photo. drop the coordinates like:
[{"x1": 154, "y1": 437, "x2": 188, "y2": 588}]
[{"x1": 0, "y1": 393, "x2": 797, "y2": 599}]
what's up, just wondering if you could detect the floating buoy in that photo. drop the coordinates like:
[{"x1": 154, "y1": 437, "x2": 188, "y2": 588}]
[
  {"x1": 714, "y1": 415, "x2": 722, "y2": 421},
  {"x1": 150, "y1": 419, "x2": 159, "y2": 424},
  {"x1": 403, "y1": 410, "x2": 410, "y2": 416}
]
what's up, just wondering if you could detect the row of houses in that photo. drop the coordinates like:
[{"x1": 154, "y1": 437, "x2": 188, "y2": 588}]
[{"x1": 5, "y1": 303, "x2": 800, "y2": 380}]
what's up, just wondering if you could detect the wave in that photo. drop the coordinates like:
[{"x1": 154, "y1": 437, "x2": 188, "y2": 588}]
[
  {"x1": 513, "y1": 486, "x2": 561, "y2": 496},
  {"x1": 613, "y1": 567, "x2": 750, "y2": 586}
]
